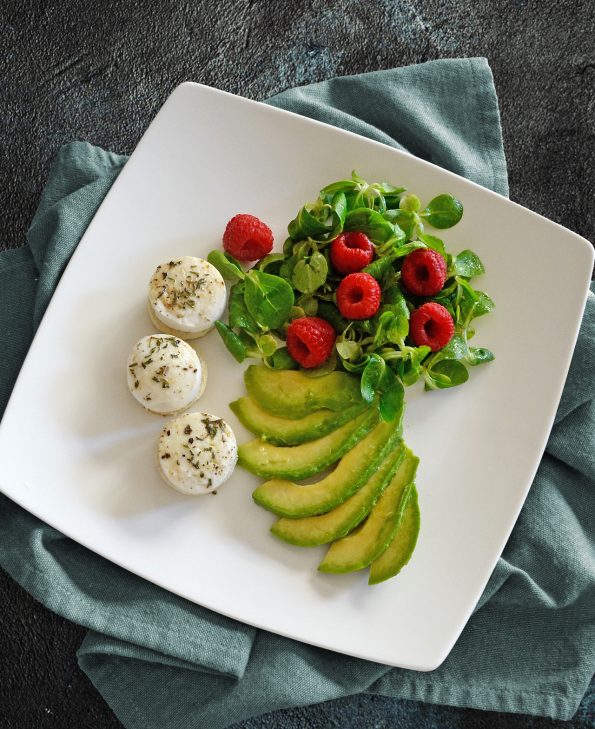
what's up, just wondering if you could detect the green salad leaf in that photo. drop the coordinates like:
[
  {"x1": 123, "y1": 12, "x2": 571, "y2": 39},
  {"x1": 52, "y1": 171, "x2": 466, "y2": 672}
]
[
  {"x1": 452, "y1": 249, "x2": 485, "y2": 278},
  {"x1": 379, "y1": 376, "x2": 404, "y2": 423},
  {"x1": 292, "y1": 251, "x2": 328, "y2": 293},
  {"x1": 398, "y1": 193, "x2": 421, "y2": 213},
  {"x1": 244, "y1": 269, "x2": 295, "y2": 330},
  {"x1": 287, "y1": 202, "x2": 330, "y2": 241},
  {"x1": 256, "y1": 334, "x2": 278, "y2": 357},
  {"x1": 207, "y1": 250, "x2": 245, "y2": 281},
  {"x1": 344, "y1": 208, "x2": 403, "y2": 244},
  {"x1": 467, "y1": 346, "x2": 495, "y2": 366},
  {"x1": 417, "y1": 231, "x2": 446, "y2": 257},
  {"x1": 361, "y1": 354, "x2": 386, "y2": 403},
  {"x1": 215, "y1": 321, "x2": 246, "y2": 363},
  {"x1": 425, "y1": 359, "x2": 469, "y2": 390},
  {"x1": 362, "y1": 255, "x2": 395, "y2": 280},
  {"x1": 421, "y1": 193, "x2": 463, "y2": 228},
  {"x1": 287, "y1": 191, "x2": 347, "y2": 242},
  {"x1": 258, "y1": 253, "x2": 286, "y2": 274},
  {"x1": 317, "y1": 300, "x2": 346, "y2": 332},
  {"x1": 267, "y1": 347, "x2": 298, "y2": 370},
  {"x1": 228, "y1": 282, "x2": 259, "y2": 333}
]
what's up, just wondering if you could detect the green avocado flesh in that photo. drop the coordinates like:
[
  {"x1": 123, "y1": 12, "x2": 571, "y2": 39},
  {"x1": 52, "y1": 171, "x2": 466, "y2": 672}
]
[
  {"x1": 252, "y1": 416, "x2": 402, "y2": 518},
  {"x1": 318, "y1": 449, "x2": 419, "y2": 574},
  {"x1": 244, "y1": 365, "x2": 363, "y2": 418},
  {"x1": 369, "y1": 485, "x2": 420, "y2": 584},
  {"x1": 238, "y1": 409, "x2": 378, "y2": 480},
  {"x1": 230, "y1": 396, "x2": 368, "y2": 446},
  {"x1": 270, "y1": 444, "x2": 405, "y2": 546}
]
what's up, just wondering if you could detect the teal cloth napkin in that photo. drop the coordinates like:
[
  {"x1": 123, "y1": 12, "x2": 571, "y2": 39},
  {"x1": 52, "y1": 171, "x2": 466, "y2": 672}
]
[{"x1": 1, "y1": 58, "x2": 594, "y2": 728}]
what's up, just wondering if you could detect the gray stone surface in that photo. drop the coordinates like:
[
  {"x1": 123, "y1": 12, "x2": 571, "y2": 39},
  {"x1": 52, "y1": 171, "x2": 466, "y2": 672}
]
[{"x1": 0, "y1": 1, "x2": 593, "y2": 727}]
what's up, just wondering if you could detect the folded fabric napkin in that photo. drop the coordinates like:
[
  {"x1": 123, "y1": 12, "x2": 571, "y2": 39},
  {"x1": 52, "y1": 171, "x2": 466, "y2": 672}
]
[{"x1": 1, "y1": 58, "x2": 594, "y2": 729}]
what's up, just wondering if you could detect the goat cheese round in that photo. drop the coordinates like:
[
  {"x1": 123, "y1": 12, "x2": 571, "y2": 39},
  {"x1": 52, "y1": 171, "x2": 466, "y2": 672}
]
[
  {"x1": 127, "y1": 334, "x2": 205, "y2": 415},
  {"x1": 157, "y1": 412, "x2": 238, "y2": 494},
  {"x1": 148, "y1": 256, "x2": 226, "y2": 339}
]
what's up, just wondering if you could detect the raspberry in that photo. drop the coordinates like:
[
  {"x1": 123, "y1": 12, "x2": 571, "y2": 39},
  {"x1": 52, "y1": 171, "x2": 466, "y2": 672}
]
[
  {"x1": 336, "y1": 272, "x2": 381, "y2": 320},
  {"x1": 401, "y1": 248, "x2": 447, "y2": 297},
  {"x1": 286, "y1": 317, "x2": 336, "y2": 369},
  {"x1": 409, "y1": 302, "x2": 454, "y2": 351},
  {"x1": 223, "y1": 214, "x2": 274, "y2": 261},
  {"x1": 330, "y1": 232, "x2": 375, "y2": 274}
]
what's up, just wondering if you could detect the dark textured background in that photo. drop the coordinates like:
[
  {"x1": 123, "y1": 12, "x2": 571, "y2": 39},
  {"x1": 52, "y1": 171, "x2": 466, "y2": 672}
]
[{"x1": 1, "y1": 1, "x2": 594, "y2": 727}]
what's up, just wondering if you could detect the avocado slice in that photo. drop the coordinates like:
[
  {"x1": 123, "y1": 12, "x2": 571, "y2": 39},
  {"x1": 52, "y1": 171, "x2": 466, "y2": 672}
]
[
  {"x1": 369, "y1": 485, "x2": 420, "y2": 584},
  {"x1": 252, "y1": 415, "x2": 402, "y2": 518},
  {"x1": 318, "y1": 449, "x2": 418, "y2": 574},
  {"x1": 239, "y1": 409, "x2": 378, "y2": 480},
  {"x1": 244, "y1": 365, "x2": 363, "y2": 418},
  {"x1": 270, "y1": 444, "x2": 405, "y2": 546},
  {"x1": 230, "y1": 396, "x2": 368, "y2": 446}
]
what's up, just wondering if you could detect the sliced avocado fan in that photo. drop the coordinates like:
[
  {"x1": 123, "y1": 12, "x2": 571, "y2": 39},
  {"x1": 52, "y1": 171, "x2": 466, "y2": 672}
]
[
  {"x1": 230, "y1": 396, "x2": 369, "y2": 446},
  {"x1": 270, "y1": 444, "x2": 405, "y2": 546},
  {"x1": 369, "y1": 484, "x2": 420, "y2": 584},
  {"x1": 318, "y1": 448, "x2": 418, "y2": 574},
  {"x1": 238, "y1": 408, "x2": 378, "y2": 480},
  {"x1": 252, "y1": 415, "x2": 403, "y2": 518},
  {"x1": 244, "y1": 365, "x2": 363, "y2": 418}
]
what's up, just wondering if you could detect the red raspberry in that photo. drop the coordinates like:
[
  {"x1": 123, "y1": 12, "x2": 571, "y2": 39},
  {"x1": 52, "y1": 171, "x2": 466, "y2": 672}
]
[
  {"x1": 401, "y1": 248, "x2": 447, "y2": 297},
  {"x1": 336, "y1": 272, "x2": 381, "y2": 320},
  {"x1": 409, "y1": 302, "x2": 454, "y2": 351},
  {"x1": 286, "y1": 317, "x2": 336, "y2": 369},
  {"x1": 330, "y1": 232, "x2": 375, "y2": 274},
  {"x1": 223, "y1": 214, "x2": 274, "y2": 261}
]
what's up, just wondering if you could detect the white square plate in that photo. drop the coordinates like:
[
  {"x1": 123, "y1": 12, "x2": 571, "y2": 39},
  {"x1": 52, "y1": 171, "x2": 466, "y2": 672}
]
[{"x1": 0, "y1": 83, "x2": 592, "y2": 670}]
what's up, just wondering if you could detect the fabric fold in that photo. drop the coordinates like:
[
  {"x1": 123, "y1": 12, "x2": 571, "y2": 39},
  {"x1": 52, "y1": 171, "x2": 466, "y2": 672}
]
[
  {"x1": 267, "y1": 58, "x2": 509, "y2": 196},
  {"x1": 27, "y1": 141, "x2": 126, "y2": 325}
]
